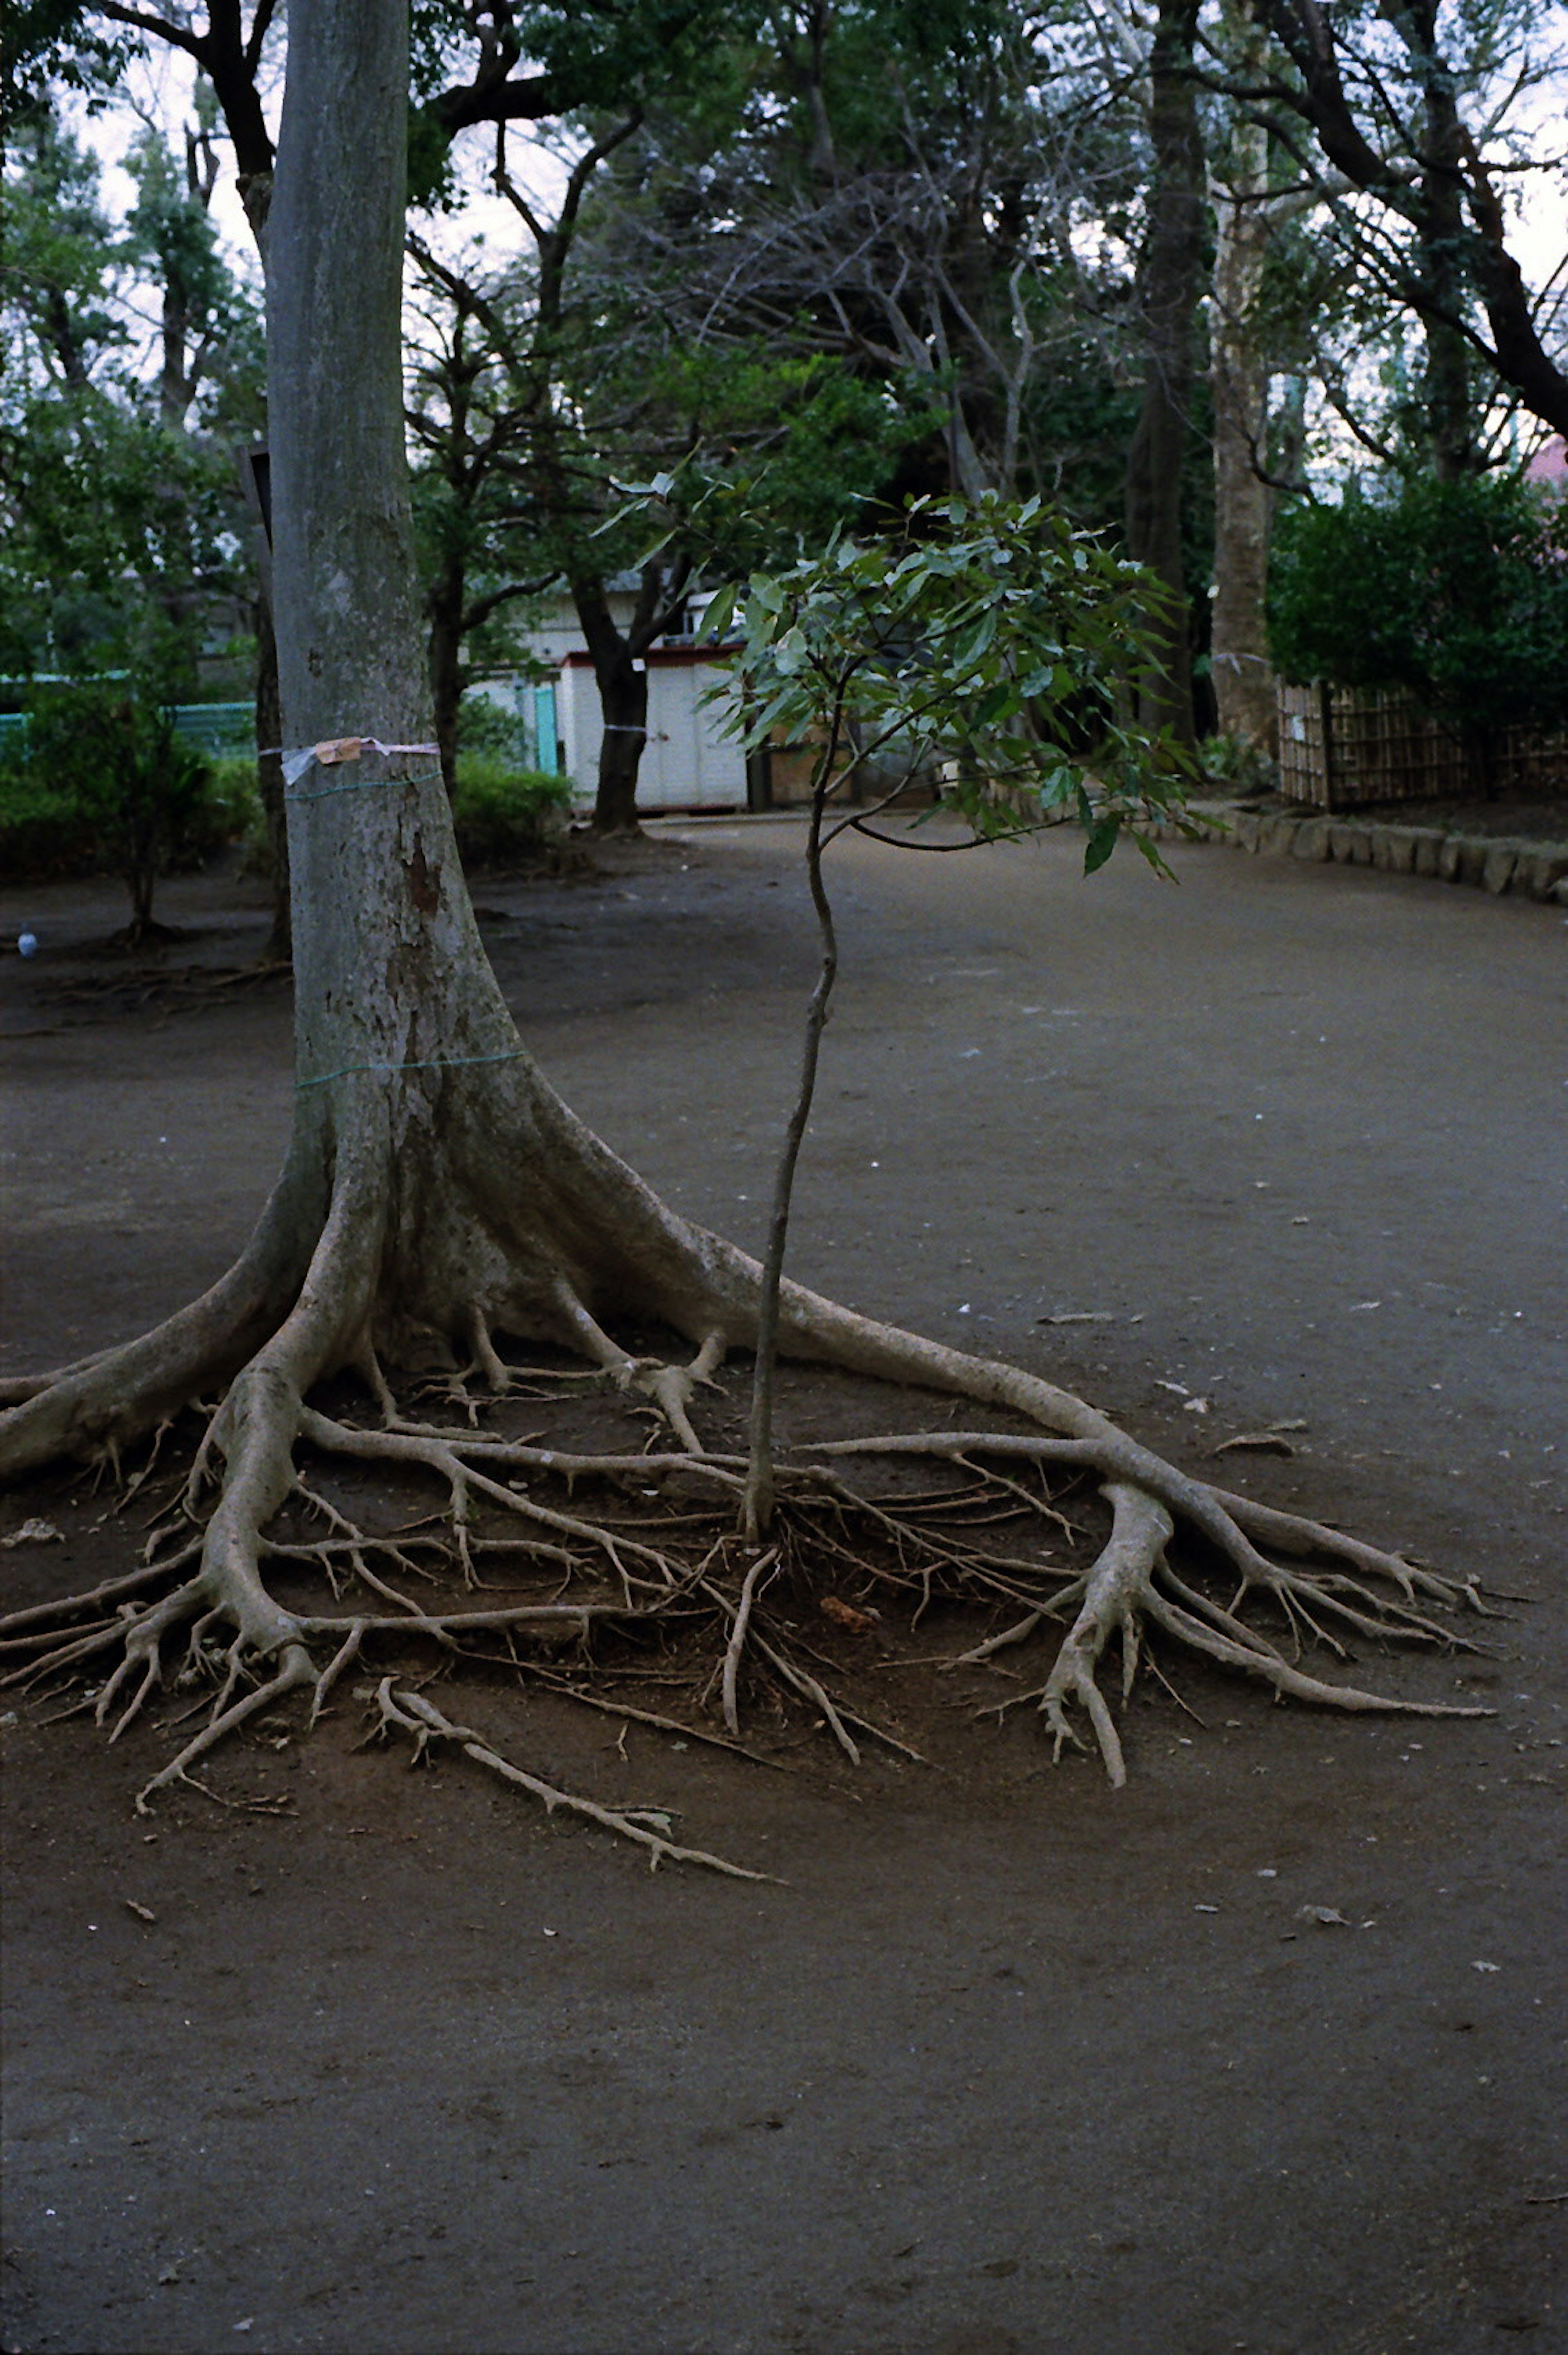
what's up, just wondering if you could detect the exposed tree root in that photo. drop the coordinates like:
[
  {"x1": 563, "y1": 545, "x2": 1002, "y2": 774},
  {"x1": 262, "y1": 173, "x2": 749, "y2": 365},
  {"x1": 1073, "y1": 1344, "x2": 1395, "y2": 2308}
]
[
  {"x1": 0, "y1": 1053, "x2": 1497, "y2": 1865},
  {"x1": 369, "y1": 1682, "x2": 775, "y2": 1880}
]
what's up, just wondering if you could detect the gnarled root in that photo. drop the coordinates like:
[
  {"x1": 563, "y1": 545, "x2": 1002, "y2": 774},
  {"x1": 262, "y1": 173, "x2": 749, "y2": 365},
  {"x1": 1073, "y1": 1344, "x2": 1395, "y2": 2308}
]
[
  {"x1": 369, "y1": 1682, "x2": 773, "y2": 1880},
  {"x1": 0, "y1": 1053, "x2": 1498, "y2": 1847},
  {"x1": 1039, "y1": 1482, "x2": 1174, "y2": 1789}
]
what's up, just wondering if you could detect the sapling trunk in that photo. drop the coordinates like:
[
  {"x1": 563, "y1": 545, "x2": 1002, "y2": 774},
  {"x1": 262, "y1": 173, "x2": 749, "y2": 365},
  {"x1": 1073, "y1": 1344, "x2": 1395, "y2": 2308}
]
[{"x1": 743, "y1": 717, "x2": 844, "y2": 1538}]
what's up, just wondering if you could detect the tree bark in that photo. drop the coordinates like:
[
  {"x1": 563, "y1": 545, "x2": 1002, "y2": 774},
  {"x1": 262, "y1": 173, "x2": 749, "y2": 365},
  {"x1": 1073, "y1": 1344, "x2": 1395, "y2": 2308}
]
[
  {"x1": 572, "y1": 558, "x2": 689, "y2": 835},
  {"x1": 1208, "y1": 0, "x2": 1276, "y2": 755},
  {"x1": 1124, "y1": 0, "x2": 1205, "y2": 749},
  {"x1": 428, "y1": 561, "x2": 466, "y2": 798},
  {"x1": 588, "y1": 653, "x2": 649, "y2": 836},
  {"x1": 254, "y1": 592, "x2": 289, "y2": 962},
  {"x1": 1401, "y1": 0, "x2": 1474, "y2": 477},
  {"x1": 269, "y1": 0, "x2": 516, "y2": 1118}
]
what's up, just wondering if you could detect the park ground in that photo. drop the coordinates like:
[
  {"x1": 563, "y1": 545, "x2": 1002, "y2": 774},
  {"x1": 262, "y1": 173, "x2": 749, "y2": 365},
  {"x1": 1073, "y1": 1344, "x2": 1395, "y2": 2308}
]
[{"x1": 1, "y1": 816, "x2": 1565, "y2": 2355}]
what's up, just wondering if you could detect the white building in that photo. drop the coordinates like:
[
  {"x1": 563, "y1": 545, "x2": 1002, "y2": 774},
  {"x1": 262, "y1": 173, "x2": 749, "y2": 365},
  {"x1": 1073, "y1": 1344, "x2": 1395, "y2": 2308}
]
[{"x1": 474, "y1": 582, "x2": 751, "y2": 813}]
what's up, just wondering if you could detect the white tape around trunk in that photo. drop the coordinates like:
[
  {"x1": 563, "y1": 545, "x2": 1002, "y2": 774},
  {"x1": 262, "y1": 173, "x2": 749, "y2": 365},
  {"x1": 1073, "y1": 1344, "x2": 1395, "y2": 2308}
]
[{"x1": 271, "y1": 737, "x2": 440, "y2": 786}]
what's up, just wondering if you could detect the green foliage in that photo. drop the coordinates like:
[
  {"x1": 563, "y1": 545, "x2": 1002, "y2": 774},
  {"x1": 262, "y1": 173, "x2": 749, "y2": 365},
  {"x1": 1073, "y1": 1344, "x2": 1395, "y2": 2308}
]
[
  {"x1": 598, "y1": 348, "x2": 938, "y2": 571},
  {"x1": 706, "y1": 491, "x2": 1192, "y2": 870},
  {"x1": 0, "y1": 6, "x2": 127, "y2": 128},
  {"x1": 1269, "y1": 473, "x2": 1568, "y2": 735},
  {"x1": 0, "y1": 108, "x2": 262, "y2": 686},
  {"x1": 0, "y1": 739, "x2": 99, "y2": 880},
  {"x1": 1200, "y1": 732, "x2": 1278, "y2": 797},
  {"x1": 450, "y1": 759, "x2": 572, "y2": 867},
  {"x1": 14, "y1": 684, "x2": 220, "y2": 922},
  {"x1": 454, "y1": 695, "x2": 538, "y2": 766}
]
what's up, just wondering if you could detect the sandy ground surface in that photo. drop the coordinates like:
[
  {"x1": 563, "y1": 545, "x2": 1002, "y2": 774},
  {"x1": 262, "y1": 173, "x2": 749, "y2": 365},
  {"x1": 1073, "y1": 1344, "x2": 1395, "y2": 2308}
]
[{"x1": 2, "y1": 820, "x2": 1565, "y2": 2355}]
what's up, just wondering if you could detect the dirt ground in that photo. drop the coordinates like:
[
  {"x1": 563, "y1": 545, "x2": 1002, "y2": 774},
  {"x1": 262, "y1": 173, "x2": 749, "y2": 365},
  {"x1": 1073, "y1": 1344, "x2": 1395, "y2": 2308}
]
[{"x1": 2, "y1": 820, "x2": 1564, "y2": 2355}]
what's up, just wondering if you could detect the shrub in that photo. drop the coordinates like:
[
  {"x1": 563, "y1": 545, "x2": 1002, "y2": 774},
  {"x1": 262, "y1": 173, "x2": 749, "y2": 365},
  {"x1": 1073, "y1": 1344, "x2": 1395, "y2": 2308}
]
[
  {"x1": 0, "y1": 744, "x2": 100, "y2": 880},
  {"x1": 1200, "y1": 731, "x2": 1278, "y2": 798},
  {"x1": 1268, "y1": 472, "x2": 1568, "y2": 741},
  {"x1": 205, "y1": 755, "x2": 269, "y2": 870},
  {"x1": 449, "y1": 756, "x2": 572, "y2": 868},
  {"x1": 0, "y1": 687, "x2": 261, "y2": 928},
  {"x1": 455, "y1": 694, "x2": 540, "y2": 768}
]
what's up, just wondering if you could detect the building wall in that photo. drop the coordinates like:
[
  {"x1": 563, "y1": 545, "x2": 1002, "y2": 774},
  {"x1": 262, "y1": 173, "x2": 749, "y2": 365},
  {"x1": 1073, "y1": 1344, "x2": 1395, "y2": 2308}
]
[
  {"x1": 470, "y1": 589, "x2": 748, "y2": 809},
  {"x1": 558, "y1": 648, "x2": 748, "y2": 809}
]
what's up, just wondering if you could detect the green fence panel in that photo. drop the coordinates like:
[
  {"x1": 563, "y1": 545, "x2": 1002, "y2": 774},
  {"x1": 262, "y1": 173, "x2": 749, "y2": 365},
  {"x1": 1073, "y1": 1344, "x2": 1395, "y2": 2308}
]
[{"x1": 171, "y1": 703, "x2": 255, "y2": 756}]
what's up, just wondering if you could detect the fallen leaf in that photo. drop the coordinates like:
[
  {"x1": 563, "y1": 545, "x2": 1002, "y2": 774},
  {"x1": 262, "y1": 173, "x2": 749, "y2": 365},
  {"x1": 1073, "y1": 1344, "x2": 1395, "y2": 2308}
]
[
  {"x1": 1473, "y1": 1959, "x2": 1501, "y2": 1972},
  {"x1": 123, "y1": 1899, "x2": 156, "y2": 1924},
  {"x1": 1037, "y1": 1310, "x2": 1117, "y2": 1326},
  {"x1": 820, "y1": 1595, "x2": 878, "y2": 1634},
  {"x1": 1212, "y1": 1431, "x2": 1296, "y2": 1458},
  {"x1": 1300, "y1": 1905, "x2": 1351, "y2": 1927}
]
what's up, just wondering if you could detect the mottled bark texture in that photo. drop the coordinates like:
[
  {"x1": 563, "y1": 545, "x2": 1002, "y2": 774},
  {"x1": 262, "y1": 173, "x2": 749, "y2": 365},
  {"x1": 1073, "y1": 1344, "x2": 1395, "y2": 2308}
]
[
  {"x1": 1208, "y1": 0, "x2": 1276, "y2": 755},
  {"x1": 1125, "y1": 0, "x2": 1205, "y2": 748}
]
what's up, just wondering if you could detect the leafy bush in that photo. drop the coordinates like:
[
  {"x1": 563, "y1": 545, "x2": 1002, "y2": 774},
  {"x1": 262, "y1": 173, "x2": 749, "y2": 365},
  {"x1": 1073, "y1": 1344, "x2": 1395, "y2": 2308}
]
[
  {"x1": 0, "y1": 744, "x2": 101, "y2": 879},
  {"x1": 450, "y1": 757, "x2": 572, "y2": 867},
  {"x1": 455, "y1": 694, "x2": 539, "y2": 768},
  {"x1": 0, "y1": 689, "x2": 266, "y2": 926},
  {"x1": 1269, "y1": 472, "x2": 1568, "y2": 738},
  {"x1": 205, "y1": 755, "x2": 269, "y2": 869},
  {"x1": 24, "y1": 685, "x2": 218, "y2": 936},
  {"x1": 1200, "y1": 732, "x2": 1278, "y2": 798}
]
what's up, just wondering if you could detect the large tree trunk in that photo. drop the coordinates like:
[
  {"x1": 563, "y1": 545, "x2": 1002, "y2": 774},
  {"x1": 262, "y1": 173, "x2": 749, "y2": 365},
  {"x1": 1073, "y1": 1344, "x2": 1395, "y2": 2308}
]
[
  {"x1": 1124, "y1": 0, "x2": 1205, "y2": 749},
  {"x1": 254, "y1": 594, "x2": 290, "y2": 962},
  {"x1": 1208, "y1": 0, "x2": 1276, "y2": 756}
]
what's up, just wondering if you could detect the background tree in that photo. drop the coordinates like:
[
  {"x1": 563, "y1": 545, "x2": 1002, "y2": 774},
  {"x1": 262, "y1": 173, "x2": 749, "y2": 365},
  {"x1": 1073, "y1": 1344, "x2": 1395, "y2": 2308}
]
[
  {"x1": 1269, "y1": 468, "x2": 1568, "y2": 785},
  {"x1": 1250, "y1": 0, "x2": 1568, "y2": 441},
  {"x1": 0, "y1": 103, "x2": 259, "y2": 685}
]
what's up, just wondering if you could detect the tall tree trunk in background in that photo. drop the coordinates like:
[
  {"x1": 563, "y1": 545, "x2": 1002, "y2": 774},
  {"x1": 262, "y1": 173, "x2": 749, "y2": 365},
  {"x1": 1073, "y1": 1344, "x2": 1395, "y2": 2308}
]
[
  {"x1": 1402, "y1": 0, "x2": 1474, "y2": 478},
  {"x1": 1208, "y1": 0, "x2": 1276, "y2": 756},
  {"x1": 574, "y1": 576, "x2": 650, "y2": 835},
  {"x1": 428, "y1": 562, "x2": 466, "y2": 799},
  {"x1": 575, "y1": 557, "x2": 690, "y2": 834},
  {"x1": 1124, "y1": 0, "x2": 1205, "y2": 748},
  {"x1": 254, "y1": 596, "x2": 289, "y2": 962}
]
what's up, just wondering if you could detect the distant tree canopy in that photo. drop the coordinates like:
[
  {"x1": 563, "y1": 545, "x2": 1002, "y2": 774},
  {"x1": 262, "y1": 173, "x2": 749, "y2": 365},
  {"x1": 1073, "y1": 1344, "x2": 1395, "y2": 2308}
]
[
  {"x1": 9, "y1": 0, "x2": 1568, "y2": 770},
  {"x1": 0, "y1": 102, "x2": 262, "y2": 687}
]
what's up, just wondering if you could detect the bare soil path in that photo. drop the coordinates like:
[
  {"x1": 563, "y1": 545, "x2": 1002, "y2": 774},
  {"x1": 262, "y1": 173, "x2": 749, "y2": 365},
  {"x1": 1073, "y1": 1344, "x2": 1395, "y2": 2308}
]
[{"x1": 2, "y1": 823, "x2": 1564, "y2": 2355}]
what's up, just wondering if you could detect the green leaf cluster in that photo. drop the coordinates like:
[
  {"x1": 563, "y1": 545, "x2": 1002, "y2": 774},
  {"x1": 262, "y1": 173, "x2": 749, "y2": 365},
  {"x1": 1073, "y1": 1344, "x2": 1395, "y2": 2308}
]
[
  {"x1": 449, "y1": 758, "x2": 573, "y2": 868},
  {"x1": 701, "y1": 490, "x2": 1192, "y2": 871},
  {"x1": 1268, "y1": 473, "x2": 1568, "y2": 736},
  {"x1": 4, "y1": 681, "x2": 223, "y2": 914}
]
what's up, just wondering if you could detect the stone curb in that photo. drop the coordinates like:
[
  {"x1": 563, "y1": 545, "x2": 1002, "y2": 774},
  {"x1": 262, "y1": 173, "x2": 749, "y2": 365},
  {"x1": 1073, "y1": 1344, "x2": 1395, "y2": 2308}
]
[{"x1": 1178, "y1": 801, "x2": 1568, "y2": 907}]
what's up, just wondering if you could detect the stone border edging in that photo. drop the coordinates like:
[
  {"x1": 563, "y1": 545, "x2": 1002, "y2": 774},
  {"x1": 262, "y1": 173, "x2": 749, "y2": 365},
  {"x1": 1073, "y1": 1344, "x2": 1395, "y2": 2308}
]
[{"x1": 1181, "y1": 800, "x2": 1568, "y2": 907}]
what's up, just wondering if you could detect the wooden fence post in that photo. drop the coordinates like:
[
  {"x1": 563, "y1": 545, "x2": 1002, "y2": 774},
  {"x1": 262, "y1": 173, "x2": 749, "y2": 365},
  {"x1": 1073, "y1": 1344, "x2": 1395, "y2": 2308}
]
[{"x1": 1318, "y1": 681, "x2": 1336, "y2": 813}]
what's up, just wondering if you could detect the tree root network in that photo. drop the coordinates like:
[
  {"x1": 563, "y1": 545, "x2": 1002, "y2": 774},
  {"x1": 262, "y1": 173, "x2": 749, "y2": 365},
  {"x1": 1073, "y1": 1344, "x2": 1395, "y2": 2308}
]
[{"x1": 0, "y1": 1097, "x2": 1499, "y2": 1875}]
